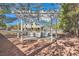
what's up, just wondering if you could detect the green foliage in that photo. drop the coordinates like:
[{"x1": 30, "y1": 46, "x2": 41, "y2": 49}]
[
  {"x1": 59, "y1": 4, "x2": 79, "y2": 33},
  {"x1": 0, "y1": 4, "x2": 15, "y2": 28},
  {"x1": 0, "y1": 10, "x2": 11, "y2": 14},
  {"x1": 53, "y1": 23, "x2": 60, "y2": 30},
  {"x1": 0, "y1": 22, "x2": 7, "y2": 28}
]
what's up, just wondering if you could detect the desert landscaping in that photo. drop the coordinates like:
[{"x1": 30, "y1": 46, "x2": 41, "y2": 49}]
[{"x1": 0, "y1": 31, "x2": 79, "y2": 56}]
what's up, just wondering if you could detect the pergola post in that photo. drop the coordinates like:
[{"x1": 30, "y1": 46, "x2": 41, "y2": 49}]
[
  {"x1": 17, "y1": 19, "x2": 20, "y2": 38},
  {"x1": 50, "y1": 16, "x2": 53, "y2": 41},
  {"x1": 20, "y1": 19, "x2": 23, "y2": 43},
  {"x1": 55, "y1": 18, "x2": 58, "y2": 39},
  {"x1": 11, "y1": 10, "x2": 20, "y2": 39}
]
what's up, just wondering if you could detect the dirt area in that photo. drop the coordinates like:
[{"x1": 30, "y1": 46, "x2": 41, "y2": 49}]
[
  {"x1": 0, "y1": 32, "x2": 79, "y2": 56},
  {"x1": 0, "y1": 33, "x2": 25, "y2": 56}
]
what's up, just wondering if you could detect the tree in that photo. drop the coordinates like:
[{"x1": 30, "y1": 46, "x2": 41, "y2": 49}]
[
  {"x1": 0, "y1": 4, "x2": 17, "y2": 28},
  {"x1": 59, "y1": 3, "x2": 79, "y2": 36}
]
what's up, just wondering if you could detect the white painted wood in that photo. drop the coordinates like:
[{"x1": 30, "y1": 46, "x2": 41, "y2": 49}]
[
  {"x1": 17, "y1": 19, "x2": 20, "y2": 38},
  {"x1": 20, "y1": 19, "x2": 23, "y2": 43},
  {"x1": 35, "y1": 32, "x2": 41, "y2": 38}
]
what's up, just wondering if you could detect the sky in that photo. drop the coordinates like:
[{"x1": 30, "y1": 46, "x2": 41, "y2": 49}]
[{"x1": 4, "y1": 3, "x2": 61, "y2": 26}]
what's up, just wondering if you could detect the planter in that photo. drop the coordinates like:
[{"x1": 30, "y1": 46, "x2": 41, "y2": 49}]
[
  {"x1": 28, "y1": 32, "x2": 34, "y2": 37},
  {"x1": 35, "y1": 32, "x2": 41, "y2": 38},
  {"x1": 41, "y1": 31, "x2": 49, "y2": 37},
  {"x1": 44, "y1": 32, "x2": 49, "y2": 37}
]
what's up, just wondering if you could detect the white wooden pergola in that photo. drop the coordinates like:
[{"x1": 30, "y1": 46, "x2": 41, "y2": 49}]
[{"x1": 11, "y1": 7, "x2": 59, "y2": 43}]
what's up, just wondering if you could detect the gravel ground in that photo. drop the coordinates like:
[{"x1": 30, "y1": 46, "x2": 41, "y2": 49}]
[
  {"x1": 36, "y1": 37, "x2": 79, "y2": 56},
  {"x1": 0, "y1": 32, "x2": 79, "y2": 56}
]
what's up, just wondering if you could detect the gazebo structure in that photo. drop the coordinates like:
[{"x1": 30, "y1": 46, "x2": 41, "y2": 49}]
[{"x1": 11, "y1": 4, "x2": 59, "y2": 43}]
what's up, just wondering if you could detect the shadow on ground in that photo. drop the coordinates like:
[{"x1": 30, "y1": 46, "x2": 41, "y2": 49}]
[{"x1": 0, "y1": 33, "x2": 25, "y2": 56}]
